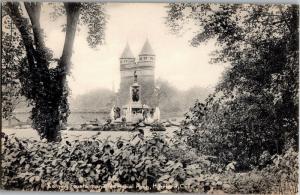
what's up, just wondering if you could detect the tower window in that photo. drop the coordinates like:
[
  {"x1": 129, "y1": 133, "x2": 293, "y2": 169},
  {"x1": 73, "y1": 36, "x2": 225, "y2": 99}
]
[{"x1": 139, "y1": 57, "x2": 142, "y2": 60}]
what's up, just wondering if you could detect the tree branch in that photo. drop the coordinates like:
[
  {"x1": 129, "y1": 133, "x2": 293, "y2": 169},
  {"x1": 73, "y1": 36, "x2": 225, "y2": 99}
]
[
  {"x1": 23, "y1": 2, "x2": 51, "y2": 77},
  {"x1": 279, "y1": 6, "x2": 292, "y2": 32},
  {"x1": 4, "y1": 2, "x2": 51, "y2": 98},
  {"x1": 4, "y1": 2, "x2": 36, "y2": 67},
  {"x1": 58, "y1": 3, "x2": 81, "y2": 75},
  {"x1": 24, "y1": 2, "x2": 45, "y2": 51}
]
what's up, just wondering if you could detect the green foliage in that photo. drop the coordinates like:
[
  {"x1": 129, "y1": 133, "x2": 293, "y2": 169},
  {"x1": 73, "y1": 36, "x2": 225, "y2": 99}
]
[
  {"x1": 262, "y1": 147, "x2": 298, "y2": 194},
  {"x1": 69, "y1": 80, "x2": 211, "y2": 115},
  {"x1": 80, "y1": 3, "x2": 107, "y2": 48},
  {"x1": 156, "y1": 79, "x2": 212, "y2": 114},
  {"x1": 49, "y1": 2, "x2": 107, "y2": 48},
  {"x1": 2, "y1": 2, "x2": 107, "y2": 141},
  {"x1": 1, "y1": 133, "x2": 209, "y2": 192},
  {"x1": 70, "y1": 88, "x2": 115, "y2": 112},
  {"x1": 167, "y1": 4, "x2": 299, "y2": 169},
  {"x1": 2, "y1": 133, "x2": 297, "y2": 193},
  {"x1": 220, "y1": 147, "x2": 298, "y2": 194},
  {"x1": 1, "y1": 15, "x2": 24, "y2": 119}
]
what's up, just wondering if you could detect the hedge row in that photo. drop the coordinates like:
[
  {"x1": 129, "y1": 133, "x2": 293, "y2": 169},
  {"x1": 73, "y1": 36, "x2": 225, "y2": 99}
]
[{"x1": 2, "y1": 132, "x2": 298, "y2": 193}]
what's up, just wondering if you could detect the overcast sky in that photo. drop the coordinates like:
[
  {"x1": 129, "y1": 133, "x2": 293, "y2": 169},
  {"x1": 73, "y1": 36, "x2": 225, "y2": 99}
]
[{"x1": 40, "y1": 3, "x2": 226, "y2": 97}]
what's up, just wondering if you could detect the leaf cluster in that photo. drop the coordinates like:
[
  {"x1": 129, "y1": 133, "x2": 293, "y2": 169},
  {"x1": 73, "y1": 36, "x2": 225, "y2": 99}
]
[{"x1": 167, "y1": 3, "x2": 298, "y2": 169}]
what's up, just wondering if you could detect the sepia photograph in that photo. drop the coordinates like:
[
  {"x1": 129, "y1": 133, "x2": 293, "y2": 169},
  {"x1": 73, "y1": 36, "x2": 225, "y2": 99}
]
[{"x1": 1, "y1": 1, "x2": 299, "y2": 194}]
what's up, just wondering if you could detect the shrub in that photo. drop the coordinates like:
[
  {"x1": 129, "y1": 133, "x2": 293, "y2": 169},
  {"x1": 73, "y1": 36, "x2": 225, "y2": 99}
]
[
  {"x1": 2, "y1": 133, "x2": 298, "y2": 193},
  {"x1": 2, "y1": 132, "x2": 212, "y2": 192}
]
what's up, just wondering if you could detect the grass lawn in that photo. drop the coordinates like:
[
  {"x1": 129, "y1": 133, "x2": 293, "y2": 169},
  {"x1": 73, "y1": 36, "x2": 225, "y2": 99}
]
[{"x1": 2, "y1": 126, "x2": 179, "y2": 142}]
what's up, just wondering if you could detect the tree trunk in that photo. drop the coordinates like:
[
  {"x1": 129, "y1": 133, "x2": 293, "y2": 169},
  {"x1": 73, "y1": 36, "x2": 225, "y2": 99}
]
[
  {"x1": 45, "y1": 3, "x2": 81, "y2": 142},
  {"x1": 46, "y1": 3, "x2": 81, "y2": 142},
  {"x1": 4, "y1": 3, "x2": 36, "y2": 67},
  {"x1": 59, "y1": 3, "x2": 81, "y2": 74},
  {"x1": 4, "y1": 2, "x2": 82, "y2": 142}
]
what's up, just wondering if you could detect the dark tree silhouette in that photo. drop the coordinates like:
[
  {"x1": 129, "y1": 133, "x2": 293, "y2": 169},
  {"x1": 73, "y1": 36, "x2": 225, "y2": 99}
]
[
  {"x1": 166, "y1": 4, "x2": 299, "y2": 169},
  {"x1": 2, "y1": 2, "x2": 106, "y2": 141}
]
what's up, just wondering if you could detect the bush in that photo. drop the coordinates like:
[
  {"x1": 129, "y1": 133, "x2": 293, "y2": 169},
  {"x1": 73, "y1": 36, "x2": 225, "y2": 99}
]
[
  {"x1": 2, "y1": 133, "x2": 212, "y2": 192},
  {"x1": 2, "y1": 133, "x2": 298, "y2": 193},
  {"x1": 261, "y1": 147, "x2": 298, "y2": 194},
  {"x1": 182, "y1": 95, "x2": 298, "y2": 171}
]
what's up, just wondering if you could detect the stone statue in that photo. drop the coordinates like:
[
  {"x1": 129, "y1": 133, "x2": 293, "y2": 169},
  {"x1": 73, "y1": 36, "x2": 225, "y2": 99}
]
[
  {"x1": 114, "y1": 107, "x2": 121, "y2": 119},
  {"x1": 132, "y1": 87, "x2": 139, "y2": 102},
  {"x1": 134, "y1": 70, "x2": 137, "y2": 83}
]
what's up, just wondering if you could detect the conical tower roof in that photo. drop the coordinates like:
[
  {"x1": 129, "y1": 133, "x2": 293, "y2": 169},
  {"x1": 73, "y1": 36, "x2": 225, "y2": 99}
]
[
  {"x1": 139, "y1": 39, "x2": 155, "y2": 56},
  {"x1": 120, "y1": 43, "x2": 135, "y2": 59}
]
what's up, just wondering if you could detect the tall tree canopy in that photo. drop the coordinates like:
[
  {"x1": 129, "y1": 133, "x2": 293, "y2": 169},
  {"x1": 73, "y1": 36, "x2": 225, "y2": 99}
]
[
  {"x1": 166, "y1": 4, "x2": 298, "y2": 169},
  {"x1": 2, "y1": 2, "x2": 106, "y2": 141}
]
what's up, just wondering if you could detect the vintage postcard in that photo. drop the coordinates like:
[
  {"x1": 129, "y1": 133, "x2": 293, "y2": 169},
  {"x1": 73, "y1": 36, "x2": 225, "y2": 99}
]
[{"x1": 1, "y1": 2, "x2": 298, "y2": 193}]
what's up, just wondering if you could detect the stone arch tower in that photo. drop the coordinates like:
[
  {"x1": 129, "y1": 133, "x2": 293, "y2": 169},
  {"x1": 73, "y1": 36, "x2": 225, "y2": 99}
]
[
  {"x1": 137, "y1": 39, "x2": 155, "y2": 106},
  {"x1": 118, "y1": 39, "x2": 155, "y2": 107}
]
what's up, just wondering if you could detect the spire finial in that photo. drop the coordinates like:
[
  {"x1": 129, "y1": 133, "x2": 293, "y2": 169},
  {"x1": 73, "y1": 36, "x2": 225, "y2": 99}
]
[
  {"x1": 120, "y1": 42, "x2": 135, "y2": 59},
  {"x1": 134, "y1": 70, "x2": 137, "y2": 83},
  {"x1": 139, "y1": 38, "x2": 155, "y2": 56}
]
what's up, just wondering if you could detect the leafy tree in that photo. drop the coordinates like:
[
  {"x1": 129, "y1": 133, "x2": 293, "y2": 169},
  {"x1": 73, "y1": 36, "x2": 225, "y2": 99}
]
[
  {"x1": 70, "y1": 88, "x2": 115, "y2": 112},
  {"x1": 2, "y1": 2, "x2": 106, "y2": 141},
  {"x1": 156, "y1": 79, "x2": 212, "y2": 114},
  {"x1": 167, "y1": 4, "x2": 298, "y2": 169}
]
